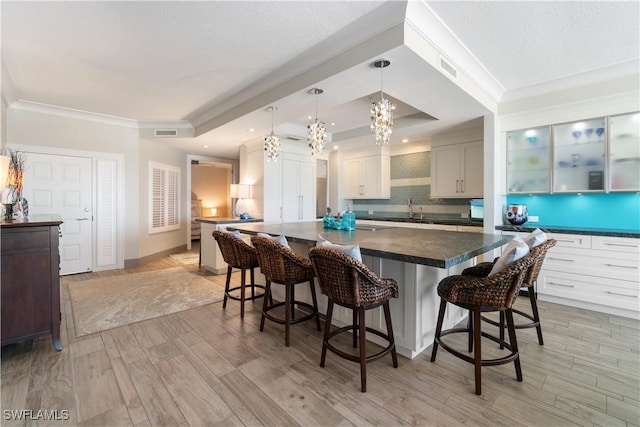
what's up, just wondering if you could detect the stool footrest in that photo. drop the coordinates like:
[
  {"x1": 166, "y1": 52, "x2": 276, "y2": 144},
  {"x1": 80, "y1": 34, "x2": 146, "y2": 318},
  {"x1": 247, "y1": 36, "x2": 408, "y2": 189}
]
[
  {"x1": 225, "y1": 284, "x2": 267, "y2": 302},
  {"x1": 435, "y1": 327, "x2": 519, "y2": 366},
  {"x1": 262, "y1": 301, "x2": 318, "y2": 325}
]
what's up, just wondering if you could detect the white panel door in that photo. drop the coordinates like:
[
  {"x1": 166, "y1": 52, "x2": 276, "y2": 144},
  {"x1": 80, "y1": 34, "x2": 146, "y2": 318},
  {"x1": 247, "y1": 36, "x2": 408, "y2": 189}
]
[
  {"x1": 299, "y1": 161, "x2": 316, "y2": 221},
  {"x1": 23, "y1": 153, "x2": 93, "y2": 275}
]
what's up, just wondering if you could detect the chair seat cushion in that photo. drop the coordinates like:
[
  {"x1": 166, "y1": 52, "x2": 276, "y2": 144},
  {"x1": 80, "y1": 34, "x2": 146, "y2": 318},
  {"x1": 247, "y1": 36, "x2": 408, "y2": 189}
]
[
  {"x1": 524, "y1": 228, "x2": 547, "y2": 248},
  {"x1": 257, "y1": 232, "x2": 289, "y2": 247},
  {"x1": 489, "y1": 236, "x2": 529, "y2": 276},
  {"x1": 316, "y1": 235, "x2": 362, "y2": 262}
]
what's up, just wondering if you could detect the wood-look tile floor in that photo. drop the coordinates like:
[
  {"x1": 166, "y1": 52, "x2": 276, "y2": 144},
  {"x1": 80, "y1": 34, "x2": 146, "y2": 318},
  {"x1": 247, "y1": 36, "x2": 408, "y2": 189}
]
[{"x1": 2, "y1": 253, "x2": 639, "y2": 426}]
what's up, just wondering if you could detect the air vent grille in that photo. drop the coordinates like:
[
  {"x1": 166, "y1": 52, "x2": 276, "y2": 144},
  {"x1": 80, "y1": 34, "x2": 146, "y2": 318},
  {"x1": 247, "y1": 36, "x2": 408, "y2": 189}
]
[
  {"x1": 154, "y1": 129, "x2": 178, "y2": 137},
  {"x1": 439, "y1": 55, "x2": 458, "y2": 80},
  {"x1": 286, "y1": 136, "x2": 301, "y2": 141}
]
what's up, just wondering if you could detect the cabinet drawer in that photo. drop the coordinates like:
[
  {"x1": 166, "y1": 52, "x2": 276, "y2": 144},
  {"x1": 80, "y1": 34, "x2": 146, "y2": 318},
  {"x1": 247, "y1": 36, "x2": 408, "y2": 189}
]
[
  {"x1": 546, "y1": 233, "x2": 591, "y2": 249},
  {"x1": 592, "y1": 235, "x2": 640, "y2": 254},
  {"x1": 544, "y1": 249, "x2": 639, "y2": 282},
  {"x1": 1, "y1": 229, "x2": 51, "y2": 252},
  {"x1": 539, "y1": 271, "x2": 639, "y2": 312}
]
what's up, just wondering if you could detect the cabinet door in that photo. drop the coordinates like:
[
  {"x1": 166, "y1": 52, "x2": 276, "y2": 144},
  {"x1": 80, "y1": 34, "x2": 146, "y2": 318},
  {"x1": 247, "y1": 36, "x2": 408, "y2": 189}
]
[
  {"x1": 609, "y1": 112, "x2": 640, "y2": 192},
  {"x1": 553, "y1": 117, "x2": 606, "y2": 192},
  {"x1": 344, "y1": 158, "x2": 362, "y2": 198},
  {"x1": 460, "y1": 141, "x2": 483, "y2": 197},
  {"x1": 507, "y1": 126, "x2": 551, "y2": 193},
  {"x1": 299, "y1": 161, "x2": 316, "y2": 220},
  {"x1": 431, "y1": 145, "x2": 461, "y2": 197},
  {"x1": 263, "y1": 155, "x2": 282, "y2": 221},
  {"x1": 281, "y1": 159, "x2": 301, "y2": 221},
  {"x1": 361, "y1": 156, "x2": 381, "y2": 198}
]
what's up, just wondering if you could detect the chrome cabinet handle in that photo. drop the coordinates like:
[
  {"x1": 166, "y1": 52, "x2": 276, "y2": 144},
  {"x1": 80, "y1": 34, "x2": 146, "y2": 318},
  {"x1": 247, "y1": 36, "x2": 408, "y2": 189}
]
[
  {"x1": 461, "y1": 179, "x2": 464, "y2": 193},
  {"x1": 605, "y1": 291, "x2": 637, "y2": 298},
  {"x1": 604, "y1": 263, "x2": 638, "y2": 269},
  {"x1": 548, "y1": 257, "x2": 575, "y2": 262},
  {"x1": 548, "y1": 282, "x2": 574, "y2": 288},
  {"x1": 603, "y1": 242, "x2": 638, "y2": 248},
  {"x1": 77, "y1": 217, "x2": 91, "y2": 221},
  {"x1": 456, "y1": 180, "x2": 459, "y2": 193}
]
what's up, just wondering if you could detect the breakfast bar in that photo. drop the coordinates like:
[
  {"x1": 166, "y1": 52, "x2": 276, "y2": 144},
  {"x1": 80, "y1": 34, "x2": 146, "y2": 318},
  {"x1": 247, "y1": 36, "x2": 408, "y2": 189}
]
[{"x1": 229, "y1": 221, "x2": 511, "y2": 359}]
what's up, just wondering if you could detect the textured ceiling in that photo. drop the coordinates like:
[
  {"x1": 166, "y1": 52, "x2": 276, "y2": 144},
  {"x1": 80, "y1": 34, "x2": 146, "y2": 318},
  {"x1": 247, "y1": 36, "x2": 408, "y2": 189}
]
[{"x1": 2, "y1": 1, "x2": 638, "y2": 158}]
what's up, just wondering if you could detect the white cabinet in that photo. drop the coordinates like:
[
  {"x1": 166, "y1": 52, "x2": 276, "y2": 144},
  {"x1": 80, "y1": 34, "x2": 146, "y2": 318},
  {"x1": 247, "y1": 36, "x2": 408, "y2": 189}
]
[
  {"x1": 282, "y1": 155, "x2": 316, "y2": 222},
  {"x1": 430, "y1": 141, "x2": 483, "y2": 198},
  {"x1": 502, "y1": 231, "x2": 639, "y2": 318},
  {"x1": 343, "y1": 150, "x2": 390, "y2": 199}
]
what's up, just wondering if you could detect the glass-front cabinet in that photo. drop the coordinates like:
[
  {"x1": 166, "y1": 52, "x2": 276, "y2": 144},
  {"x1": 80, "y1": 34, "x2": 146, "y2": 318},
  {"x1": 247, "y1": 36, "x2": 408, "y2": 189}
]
[
  {"x1": 609, "y1": 112, "x2": 640, "y2": 192},
  {"x1": 552, "y1": 117, "x2": 606, "y2": 192},
  {"x1": 506, "y1": 126, "x2": 551, "y2": 193}
]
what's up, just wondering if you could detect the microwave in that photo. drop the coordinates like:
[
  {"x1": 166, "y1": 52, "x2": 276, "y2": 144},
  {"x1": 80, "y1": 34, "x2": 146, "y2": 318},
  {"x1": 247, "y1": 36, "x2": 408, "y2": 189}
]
[{"x1": 470, "y1": 199, "x2": 484, "y2": 221}]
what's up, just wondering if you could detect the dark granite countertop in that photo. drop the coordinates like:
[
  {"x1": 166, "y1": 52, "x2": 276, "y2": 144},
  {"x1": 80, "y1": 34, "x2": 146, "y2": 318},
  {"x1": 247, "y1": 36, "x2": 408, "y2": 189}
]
[
  {"x1": 228, "y1": 221, "x2": 510, "y2": 269},
  {"x1": 195, "y1": 217, "x2": 263, "y2": 225},
  {"x1": 496, "y1": 224, "x2": 639, "y2": 239}
]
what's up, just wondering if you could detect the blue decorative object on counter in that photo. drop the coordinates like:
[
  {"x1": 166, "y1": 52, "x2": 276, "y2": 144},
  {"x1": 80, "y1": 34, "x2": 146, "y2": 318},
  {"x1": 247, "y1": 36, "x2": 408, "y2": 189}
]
[
  {"x1": 341, "y1": 205, "x2": 356, "y2": 231},
  {"x1": 322, "y1": 207, "x2": 335, "y2": 229}
]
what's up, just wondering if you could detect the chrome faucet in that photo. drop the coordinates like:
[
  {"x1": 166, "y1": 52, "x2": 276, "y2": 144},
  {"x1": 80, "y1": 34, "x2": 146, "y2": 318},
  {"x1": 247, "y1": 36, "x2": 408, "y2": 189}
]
[
  {"x1": 408, "y1": 198, "x2": 413, "y2": 218},
  {"x1": 419, "y1": 206, "x2": 423, "y2": 220}
]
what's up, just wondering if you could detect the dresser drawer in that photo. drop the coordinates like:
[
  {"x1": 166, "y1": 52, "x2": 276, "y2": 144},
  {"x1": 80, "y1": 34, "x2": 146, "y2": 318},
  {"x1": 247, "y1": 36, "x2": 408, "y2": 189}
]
[
  {"x1": 591, "y1": 235, "x2": 640, "y2": 254},
  {"x1": 539, "y1": 271, "x2": 639, "y2": 312}
]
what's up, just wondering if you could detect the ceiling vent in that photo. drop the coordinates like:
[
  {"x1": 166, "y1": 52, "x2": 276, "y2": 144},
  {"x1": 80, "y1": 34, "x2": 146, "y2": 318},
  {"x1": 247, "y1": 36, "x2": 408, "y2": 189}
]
[
  {"x1": 439, "y1": 55, "x2": 458, "y2": 80},
  {"x1": 154, "y1": 129, "x2": 178, "y2": 137},
  {"x1": 285, "y1": 136, "x2": 302, "y2": 141}
]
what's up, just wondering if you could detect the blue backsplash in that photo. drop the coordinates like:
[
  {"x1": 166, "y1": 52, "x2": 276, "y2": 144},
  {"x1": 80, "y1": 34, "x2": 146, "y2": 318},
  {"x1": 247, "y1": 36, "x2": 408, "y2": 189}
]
[{"x1": 507, "y1": 193, "x2": 640, "y2": 231}]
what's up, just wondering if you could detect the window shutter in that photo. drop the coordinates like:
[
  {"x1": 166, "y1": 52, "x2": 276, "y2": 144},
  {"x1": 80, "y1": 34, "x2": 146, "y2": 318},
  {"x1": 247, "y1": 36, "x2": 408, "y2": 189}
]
[{"x1": 149, "y1": 162, "x2": 180, "y2": 233}]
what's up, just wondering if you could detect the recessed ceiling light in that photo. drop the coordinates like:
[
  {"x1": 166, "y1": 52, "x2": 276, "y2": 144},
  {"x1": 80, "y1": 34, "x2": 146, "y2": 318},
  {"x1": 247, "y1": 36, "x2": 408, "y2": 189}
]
[
  {"x1": 248, "y1": 128, "x2": 255, "y2": 132},
  {"x1": 401, "y1": 138, "x2": 409, "y2": 143},
  {"x1": 203, "y1": 145, "x2": 209, "y2": 148},
  {"x1": 333, "y1": 145, "x2": 339, "y2": 150},
  {"x1": 331, "y1": 122, "x2": 336, "y2": 126},
  {"x1": 307, "y1": 115, "x2": 313, "y2": 120}
]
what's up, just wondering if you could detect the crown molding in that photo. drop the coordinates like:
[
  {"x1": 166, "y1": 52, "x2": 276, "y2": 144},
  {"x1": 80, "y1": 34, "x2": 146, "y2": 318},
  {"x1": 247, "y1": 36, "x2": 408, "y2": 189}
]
[{"x1": 9, "y1": 100, "x2": 139, "y2": 128}]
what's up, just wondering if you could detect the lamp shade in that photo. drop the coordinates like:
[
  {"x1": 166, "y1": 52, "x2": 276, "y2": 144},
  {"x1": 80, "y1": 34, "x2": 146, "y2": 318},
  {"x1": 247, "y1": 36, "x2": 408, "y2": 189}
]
[
  {"x1": 0, "y1": 155, "x2": 9, "y2": 191},
  {"x1": 230, "y1": 183, "x2": 250, "y2": 199}
]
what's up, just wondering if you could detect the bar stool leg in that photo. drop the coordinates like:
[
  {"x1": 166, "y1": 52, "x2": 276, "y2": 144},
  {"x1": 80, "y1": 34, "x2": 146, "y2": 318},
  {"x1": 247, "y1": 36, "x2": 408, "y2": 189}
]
[
  {"x1": 290, "y1": 285, "x2": 296, "y2": 321},
  {"x1": 285, "y1": 281, "x2": 292, "y2": 347},
  {"x1": 309, "y1": 278, "x2": 321, "y2": 331},
  {"x1": 505, "y1": 309, "x2": 523, "y2": 381},
  {"x1": 383, "y1": 301, "x2": 398, "y2": 368},
  {"x1": 431, "y1": 299, "x2": 447, "y2": 362},
  {"x1": 320, "y1": 301, "x2": 334, "y2": 367},
  {"x1": 468, "y1": 311, "x2": 474, "y2": 353},
  {"x1": 473, "y1": 307, "x2": 482, "y2": 395},
  {"x1": 352, "y1": 309, "x2": 358, "y2": 348},
  {"x1": 528, "y1": 285, "x2": 544, "y2": 345},
  {"x1": 260, "y1": 280, "x2": 272, "y2": 332},
  {"x1": 223, "y1": 266, "x2": 232, "y2": 309},
  {"x1": 499, "y1": 311, "x2": 505, "y2": 349},
  {"x1": 250, "y1": 267, "x2": 256, "y2": 299},
  {"x1": 240, "y1": 267, "x2": 246, "y2": 319},
  {"x1": 358, "y1": 307, "x2": 367, "y2": 392}
]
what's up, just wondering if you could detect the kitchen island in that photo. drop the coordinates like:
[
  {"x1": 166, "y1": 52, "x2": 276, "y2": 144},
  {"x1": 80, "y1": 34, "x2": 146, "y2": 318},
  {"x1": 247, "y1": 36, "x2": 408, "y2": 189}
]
[{"x1": 229, "y1": 221, "x2": 511, "y2": 359}]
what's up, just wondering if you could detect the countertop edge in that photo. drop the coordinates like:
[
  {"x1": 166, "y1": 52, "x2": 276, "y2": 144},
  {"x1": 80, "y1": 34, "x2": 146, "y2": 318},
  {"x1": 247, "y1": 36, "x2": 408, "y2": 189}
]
[{"x1": 496, "y1": 225, "x2": 640, "y2": 238}]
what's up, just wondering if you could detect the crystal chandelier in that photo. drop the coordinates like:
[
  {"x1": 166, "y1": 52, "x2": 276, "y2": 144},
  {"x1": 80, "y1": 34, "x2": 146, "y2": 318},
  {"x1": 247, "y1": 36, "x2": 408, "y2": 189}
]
[
  {"x1": 308, "y1": 88, "x2": 327, "y2": 156},
  {"x1": 264, "y1": 106, "x2": 280, "y2": 161},
  {"x1": 370, "y1": 59, "x2": 395, "y2": 145}
]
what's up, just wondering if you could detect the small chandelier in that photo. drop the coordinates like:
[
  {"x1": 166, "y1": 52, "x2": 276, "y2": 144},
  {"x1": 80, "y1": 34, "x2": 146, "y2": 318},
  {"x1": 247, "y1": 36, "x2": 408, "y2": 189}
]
[
  {"x1": 308, "y1": 88, "x2": 327, "y2": 156},
  {"x1": 370, "y1": 59, "x2": 395, "y2": 145},
  {"x1": 264, "y1": 106, "x2": 280, "y2": 161}
]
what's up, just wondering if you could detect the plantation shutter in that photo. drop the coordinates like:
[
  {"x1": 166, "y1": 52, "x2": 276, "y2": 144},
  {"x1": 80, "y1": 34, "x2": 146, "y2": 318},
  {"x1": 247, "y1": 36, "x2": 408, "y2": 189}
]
[{"x1": 149, "y1": 161, "x2": 180, "y2": 233}]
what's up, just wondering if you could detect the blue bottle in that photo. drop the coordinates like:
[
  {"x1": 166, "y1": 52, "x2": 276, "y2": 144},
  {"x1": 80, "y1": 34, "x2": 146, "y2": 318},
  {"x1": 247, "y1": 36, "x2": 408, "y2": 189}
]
[
  {"x1": 322, "y1": 207, "x2": 335, "y2": 229},
  {"x1": 342, "y1": 205, "x2": 356, "y2": 231}
]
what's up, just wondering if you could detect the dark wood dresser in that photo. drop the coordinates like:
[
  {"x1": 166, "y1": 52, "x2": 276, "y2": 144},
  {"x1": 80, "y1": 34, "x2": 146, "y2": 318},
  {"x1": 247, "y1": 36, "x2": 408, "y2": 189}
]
[{"x1": 1, "y1": 214, "x2": 63, "y2": 351}]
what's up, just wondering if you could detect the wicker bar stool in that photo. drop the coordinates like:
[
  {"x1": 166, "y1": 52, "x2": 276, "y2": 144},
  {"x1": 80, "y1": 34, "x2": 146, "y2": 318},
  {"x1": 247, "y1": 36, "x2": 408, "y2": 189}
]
[
  {"x1": 462, "y1": 239, "x2": 557, "y2": 347},
  {"x1": 430, "y1": 244, "x2": 543, "y2": 395},
  {"x1": 309, "y1": 247, "x2": 399, "y2": 393},
  {"x1": 251, "y1": 236, "x2": 321, "y2": 347},
  {"x1": 212, "y1": 230, "x2": 266, "y2": 319}
]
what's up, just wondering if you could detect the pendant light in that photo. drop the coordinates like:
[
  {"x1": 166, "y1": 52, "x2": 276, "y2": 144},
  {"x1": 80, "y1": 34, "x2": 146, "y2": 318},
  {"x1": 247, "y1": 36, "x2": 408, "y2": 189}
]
[
  {"x1": 264, "y1": 106, "x2": 280, "y2": 161},
  {"x1": 370, "y1": 59, "x2": 395, "y2": 145},
  {"x1": 308, "y1": 88, "x2": 327, "y2": 156}
]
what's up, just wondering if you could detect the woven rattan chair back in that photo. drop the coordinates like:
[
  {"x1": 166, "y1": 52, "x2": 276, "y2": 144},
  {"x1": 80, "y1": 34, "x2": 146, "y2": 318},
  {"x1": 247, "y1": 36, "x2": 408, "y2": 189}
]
[
  {"x1": 212, "y1": 230, "x2": 258, "y2": 269},
  {"x1": 308, "y1": 247, "x2": 399, "y2": 308},
  {"x1": 250, "y1": 236, "x2": 314, "y2": 284}
]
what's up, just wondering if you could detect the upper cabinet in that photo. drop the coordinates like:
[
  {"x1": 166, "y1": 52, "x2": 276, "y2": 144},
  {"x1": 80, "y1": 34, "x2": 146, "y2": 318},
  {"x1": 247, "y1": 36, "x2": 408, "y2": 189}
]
[
  {"x1": 507, "y1": 112, "x2": 639, "y2": 194},
  {"x1": 507, "y1": 126, "x2": 551, "y2": 193},
  {"x1": 609, "y1": 112, "x2": 640, "y2": 192},
  {"x1": 553, "y1": 117, "x2": 606, "y2": 193},
  {"x1": 343, "y1": 148, "x2": 390, "y2": 199},
  {"x1": 430, "y1": 141, "x2": 483, "y2": 198}
]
